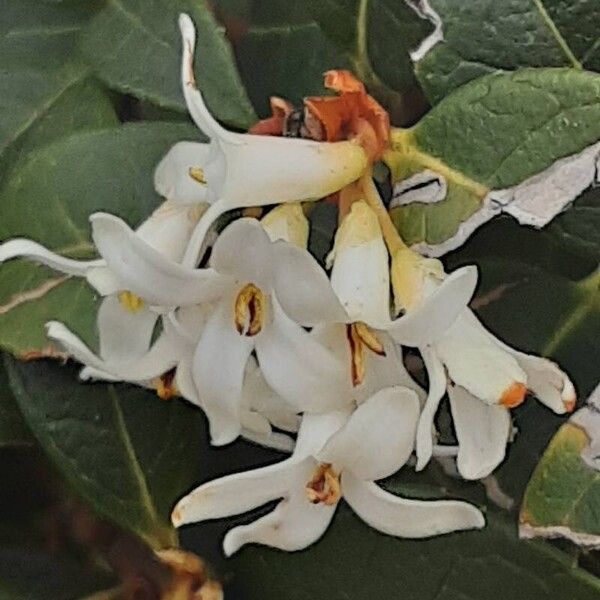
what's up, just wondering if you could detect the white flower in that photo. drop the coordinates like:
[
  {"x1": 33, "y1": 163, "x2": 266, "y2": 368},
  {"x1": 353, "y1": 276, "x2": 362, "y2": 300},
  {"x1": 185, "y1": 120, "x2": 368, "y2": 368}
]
[
  {"x1": 0, "y1": 200, "x2": 206, "y2": 375},
  {"x1": 323, "y1": 200, "x2": 477, "y2": 391},
  {"x1": 390, "y1": 249, "x2": 576, "y2": 479},
  {"x1": 88, "y1": 213, "x2": 349, "y2": 444},
  {"x1": 154, "y1": 14, "x2": 368, "y2": 268},
  {"x1": 172, "y1": 386, "x2": 484, "y2": 554}
]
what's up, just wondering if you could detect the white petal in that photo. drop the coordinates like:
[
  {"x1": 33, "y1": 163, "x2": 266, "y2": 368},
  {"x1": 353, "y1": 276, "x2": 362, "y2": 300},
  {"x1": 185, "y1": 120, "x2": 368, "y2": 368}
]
[
  {"x1": 415, "y1": 347, "x2": 446, "y2": 471},
  {"x1": 154, "y1": 142, "x2": 211, "y2": 204},
  {"x1": 434, "y1": 310, "x2": 526, "y2": 405},
  {"x1": 318, "y1": 386, "x2": 420, "y2": 481},
  {"x1": 294, "y1": 411, "x2": 350, "y2": 458},
  {"x1": 223, "y1": 486, "x2": 335, "y2": 555},
  {"x1": 192, "y1": 300, "x2": 254, "y2": 445},
  {"x1": 209, "y1": 218, "x2": 274, "y2": 287},
  {"x1": 256, "y1": 297, "x2": 350, "y2": 413},
  {"x1": 97, "y1": 295, "x2": 157, "y2": 363},
  {"x1": 243, "y1": 360, "x2": 300, "y2": 433},
  {"x1": 135, "y1": 200, "x2": 207, "y2": 262},
  {"x1": 172, "y1": 455, "x2": 310, "y2": 527},
  {"x1": 503, "y1": 348, "x2": 575, "y2": 414},
  {"x1": 86, "y1": 266, "x2": 121, "y2": 296},
  {"x1": 0, "y1": 238, "x2": 102, "y2": 276},
  {"x1": 386, "y1": 266, "x2": 478, "y2": 346},
  {"x1": 90, "y1": 212, "x2": 229, "y2": 306},
  {"x1": 240, "y1": 428, "x2": 295, "y2": 453},
  {"x1": 47, "y1": 321, "x2": 177, "y2": 383},
  {"x1": 178, "y1": 14, "x2": 234, "y2": 141},
  {"x1": 448, "y1": 385, "x2": 511, "y2": 480},
  {"x1": 343, "y1": 473, "x2": 485, "y2": 537},
  {"x1": 271, "y1": 240, "x2": 347, "y2": 326}
]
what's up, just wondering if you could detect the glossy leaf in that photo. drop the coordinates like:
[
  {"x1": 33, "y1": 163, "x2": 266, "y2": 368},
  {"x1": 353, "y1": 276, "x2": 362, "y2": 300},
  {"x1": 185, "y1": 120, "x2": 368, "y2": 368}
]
[
  {"x1": 6, "y1": 358, "x2": 205, "y2": 549},
  {"x1": 0, "y1": 122, "x2": 197, "y2": 357},
  {"x1": 415, "y1": 0, "x2": 600, "y2": 103},
  {"x1": 80, "y1": 0, "x2": 257, "y2": 129}
]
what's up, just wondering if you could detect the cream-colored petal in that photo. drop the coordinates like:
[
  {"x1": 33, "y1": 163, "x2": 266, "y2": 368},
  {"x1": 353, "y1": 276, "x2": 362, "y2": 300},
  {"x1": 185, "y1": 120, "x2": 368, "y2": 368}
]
[
  {"x1": 154, "y1": 142, "x2": 211, "y2": 204},
  {"x1": 434, "y1": 310, "x2": 526, "y2": 405},
  {"x1": 223, "y1": 485, "x2": 336, "y2": 555},
  {"x1": 318, "y1": 386, "x2": 420, "y2": 481},
  {"x1": 343, "y1": 473, "x2": 485, "y2": 537},
  {"x1": 91, "y1": 212, "x2": 230, "y2": 306},
  {"x1": 0, "y1": 238, "x2": 102, "y2": 276},
  {"x1": 415, "y1": 347, "x2": 446, "y2": 471},
  {"x1": 448, "y1": 384, "x2": 511, "y2": 480},
  {"x1": 256, "y1": 297, "x2": 350, "y2": 413},
  {"x1": 172, "y1": 456, "x2": 311, "y2": 527},
  {"x1": 386, "y1": 266, "x2": 478, "y2": 346},
  {"x1": 271, "y1": 240, "x2": 347, "y2": 326},
  {"x1": 192, "y1": 299, "x2": 254, "y2": 445},
  {"x1": 261, "y1": 203, "x2": 309, "y2": 248}
]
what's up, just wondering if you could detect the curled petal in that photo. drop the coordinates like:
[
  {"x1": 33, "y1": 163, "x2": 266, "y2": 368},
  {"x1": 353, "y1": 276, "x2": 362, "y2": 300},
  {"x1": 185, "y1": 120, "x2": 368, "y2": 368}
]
[
  {"x1": 154, "y1": 142, "x2": 211, "y2": 204},
  {"x1": 97, "y1": 295, "x2": 157, "y2": 363},
  {"x1": 172, "y1": 456, "x2": 309, "y2": 527},
  {"x1": 434, "y1": 310, "x2": 527, "y2": 406},
  {"x1": 91, "y1": 213, "x2": 229, "y2": 306},
  {"x1": 272, "y1": 240, "x2": 347, "y2": 326},
  {"x1": 343, "y1": 473, "x2": 485, "y2": 538},
  {"x1": 318, "y1": 386, "x2": 420, "y2": 481},
  {"x1": 192, "y1": 301, "x2": 254, "y2": 445},
  {"x1": 256, "y1": 297, "x2": 350, "y2": 413},
  {"x1": 0, "y1": 238, "x2": 102, "y2": 276},
  {"x1": 223, "y1": 486, "x2": 335, "y2": 555},
  {"x1": 209, "y1": 218, "x2": 274, "y2": 287},
  {"x1": 448, "y1": 385, "x2": 511, "y2": 480},
  {"x1": 415, "y1": 348, "x2": 446, "y2": 471},
  {"x1": 386, "y1": 266, "x2": 478, "y2": 346}
]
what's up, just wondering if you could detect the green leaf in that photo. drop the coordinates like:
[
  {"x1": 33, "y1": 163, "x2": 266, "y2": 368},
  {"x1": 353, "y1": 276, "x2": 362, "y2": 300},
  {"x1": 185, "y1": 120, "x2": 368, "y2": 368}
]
[
  {"x1": 0, "y1": 358, "x2": 31, "y2": 447},
  {"x1": 80, "y1": 0, "x2": 257, "y2": 129},
  {"x1": 0, "y1": 0, "x2": 117, "y2": 173},
  {"x1": 415, "y1": 0, "x2": 600, "y2": 103},
  {"x1": 0, "y1": 121, "x2": 197, "y2": 357},
  {"x1": 236, "y1": 23, "x2": 350, "y2": 117},
  {"x1": 520, "y1": 421, "x2": 600, "y2": 547},
  {"x1": 226, "y1": 510, "x2": 600, "y2": 598},
  {"x1": 548, "y1": 186, "x2": 600, "y2": 263},
  {"x1": 6, "y1": 358, "x2": 205, "y2": 549},
  {"x1": 388, "y1": 68, "x2": 600, "y2": 245}
]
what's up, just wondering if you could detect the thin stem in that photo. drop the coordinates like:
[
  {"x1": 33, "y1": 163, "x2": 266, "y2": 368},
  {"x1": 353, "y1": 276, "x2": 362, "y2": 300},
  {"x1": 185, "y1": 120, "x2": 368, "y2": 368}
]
[{"x1": 360, "y1": 172, "x2": 408, "y2": 255}]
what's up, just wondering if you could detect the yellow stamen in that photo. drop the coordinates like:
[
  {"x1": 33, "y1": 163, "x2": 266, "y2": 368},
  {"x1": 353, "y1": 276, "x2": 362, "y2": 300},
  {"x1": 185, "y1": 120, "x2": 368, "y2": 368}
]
[
  {"x1": 346, "y1": 322, "x2": 385, "y2": 386},
  {"x1": 118, "y1": 291, "x2": 145, "y2": 312},
  {"x1": 305, "y1": 463, "x2": 341, "y2": 506},
  {"x1": 156, "y1": 369, "x2": 179, "y2": 400},
  {"x1": 354, "y1": 321, "x2": 386, "y2": 356},
  {"x1": 234, "y1": 283, "x2": 266, "y2": 336},
  {"x1": 189, "y1": 166, "x2": 207, "y2": 184}
]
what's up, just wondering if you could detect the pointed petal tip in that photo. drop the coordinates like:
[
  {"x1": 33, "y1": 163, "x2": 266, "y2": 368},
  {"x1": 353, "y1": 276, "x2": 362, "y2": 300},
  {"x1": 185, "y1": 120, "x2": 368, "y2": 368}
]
[
  {"x1": 564, "y1": 398, "x2": 576, "y2": 413},
  {"x1": 500, "y1": 382, "x2": 527, "y2": 408},
  {"x1": 223, "y1": 529, "x2": 245, "y2": 557}
]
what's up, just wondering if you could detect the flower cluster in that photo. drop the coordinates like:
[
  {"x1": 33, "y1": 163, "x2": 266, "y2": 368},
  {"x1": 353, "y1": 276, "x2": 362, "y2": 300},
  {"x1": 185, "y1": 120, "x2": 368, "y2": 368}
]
[{"x1": 0, "y1": 14, "x2": 576, "y2": 555}]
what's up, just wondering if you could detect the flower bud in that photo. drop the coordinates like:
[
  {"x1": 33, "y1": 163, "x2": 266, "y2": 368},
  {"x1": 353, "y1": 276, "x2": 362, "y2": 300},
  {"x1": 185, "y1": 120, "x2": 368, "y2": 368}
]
[{"x1": 328, "y1": 200, "x2": 390, "y2": 325}]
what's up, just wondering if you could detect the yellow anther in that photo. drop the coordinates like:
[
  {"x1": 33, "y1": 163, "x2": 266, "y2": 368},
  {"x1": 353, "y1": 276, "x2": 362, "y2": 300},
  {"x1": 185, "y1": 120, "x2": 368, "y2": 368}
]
[
  {"x1": 354, "y1": 321, "x2": 386, "y2": 356},
  {"x1": 234, "y1": 283, "x2": 266, "y2": 336},
  {"x1": 305, "y1": 463, "x2": 341, "y2": 506},
  {"x1": 189, "y1": 166, "x2": 207, "y2": 184},
  {"x1": 156, "y1": 369, "x2": 179, "y2": 401},
  {"x1": 346, "y1": 322, "x2": 386, "y2": 387},
  {"x1": 118, "y1": 291, "x2": 145, "y2": 312}
]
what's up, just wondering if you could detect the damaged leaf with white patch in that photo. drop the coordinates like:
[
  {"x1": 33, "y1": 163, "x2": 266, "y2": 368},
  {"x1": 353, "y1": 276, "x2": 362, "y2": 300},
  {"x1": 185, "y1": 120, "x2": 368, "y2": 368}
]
[
  {"x1": 387, "y1": 68, "x2": 600, "y2": 255},
  {"x1": 520, "y1": 382, "x2": 600, "y2": 549}
]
